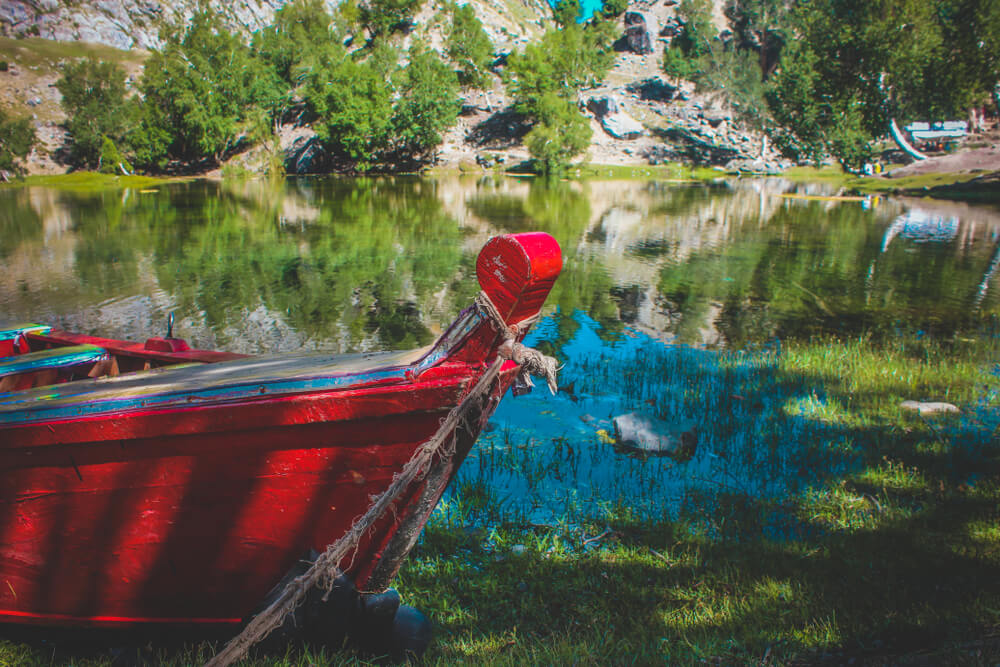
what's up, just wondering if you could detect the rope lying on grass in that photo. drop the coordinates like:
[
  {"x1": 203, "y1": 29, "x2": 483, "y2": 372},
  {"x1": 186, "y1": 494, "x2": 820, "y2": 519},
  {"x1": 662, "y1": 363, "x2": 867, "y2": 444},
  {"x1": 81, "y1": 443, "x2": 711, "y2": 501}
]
[{"x1": 204, "y1": 293, "x2": 558, "y2": 667}]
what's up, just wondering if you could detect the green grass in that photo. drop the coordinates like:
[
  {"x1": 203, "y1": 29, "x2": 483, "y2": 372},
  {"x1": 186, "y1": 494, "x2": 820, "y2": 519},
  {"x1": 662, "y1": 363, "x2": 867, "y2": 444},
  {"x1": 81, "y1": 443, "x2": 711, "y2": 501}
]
[
  {"x1": 782, "y1": 165, "x2": 987, "y2": 197},
  {"x1": 0, "y1": 36, "x2": 147, "y2": 70},
  {"x1": 1, "y1": 334, "x2": 999, "y2": 665},
  {"x1": 3, "y1": 172, "x2": 186, "y2": 192}
]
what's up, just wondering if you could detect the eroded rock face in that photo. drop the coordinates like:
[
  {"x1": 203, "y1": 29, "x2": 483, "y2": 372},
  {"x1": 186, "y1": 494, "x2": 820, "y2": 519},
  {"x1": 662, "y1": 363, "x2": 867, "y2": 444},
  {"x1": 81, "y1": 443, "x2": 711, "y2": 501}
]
[{"x1": 0, "y1": 0, "x2": 293, "y2": 50}]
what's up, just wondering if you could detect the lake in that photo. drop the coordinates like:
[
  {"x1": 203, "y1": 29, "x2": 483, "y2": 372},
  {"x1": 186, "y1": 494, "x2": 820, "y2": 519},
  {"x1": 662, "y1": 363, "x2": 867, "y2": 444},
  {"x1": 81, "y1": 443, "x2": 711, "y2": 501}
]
[{"x1": 3, "y1": 175, "x2": 999, "y2": 527}]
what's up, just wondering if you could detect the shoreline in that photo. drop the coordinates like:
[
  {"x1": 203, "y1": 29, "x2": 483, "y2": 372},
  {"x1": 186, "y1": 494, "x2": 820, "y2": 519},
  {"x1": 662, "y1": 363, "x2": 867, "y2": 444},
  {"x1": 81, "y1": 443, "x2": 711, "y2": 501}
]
[{"x1": 6, "y1": 165, "x2": 999, "y2": 203}]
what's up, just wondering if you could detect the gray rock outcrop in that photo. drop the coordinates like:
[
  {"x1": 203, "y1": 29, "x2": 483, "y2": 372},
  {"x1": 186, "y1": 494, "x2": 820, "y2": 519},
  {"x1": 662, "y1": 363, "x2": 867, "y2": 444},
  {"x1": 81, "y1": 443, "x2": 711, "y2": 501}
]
[
  {"x1": 587, "y1": 95, "x2": 644, "y2": 140},
  {"x1": 620, "y1": 12, "x2": 654, "y2": 55}
]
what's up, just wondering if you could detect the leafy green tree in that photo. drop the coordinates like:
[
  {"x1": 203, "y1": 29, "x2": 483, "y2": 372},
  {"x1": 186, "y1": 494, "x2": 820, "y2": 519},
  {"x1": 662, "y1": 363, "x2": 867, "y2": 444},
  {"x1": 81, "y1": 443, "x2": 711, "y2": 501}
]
[
  {"x1": 56, "y1": 58, "x2": 131, "y2": 168},
  {"x1": 136, "y1": 11, "x2": 287, "y2": 167},
  {"x1": 523, "y1": 92, "x2": 592, "y2": 174},
  {"x1": 253, "y1": 0, "x2": 336, "y2": 85},
  {"x1": 304, "y1": 45, "x2": 394, "y2": 169},
  {"x1": 392, "y1": 43, "x2": 461, "y2": 153},
  {"x1": 553, "y1": 0, "x2": 583, "y2": 26},
  {"x1": 767, "y1": 0, "x2": 1000, "y2": 169},
  {"x1": 0, "y1": 108, "x2": 35, "y2": 175},
  {"x1": 505, "y1": 20, "x2": 616, "y2": 113},
  {"x1": 446, "y1": 3, "x2": 493, "y2": 88},
  {"x1": 362, "y1": 0, "x2": 424, "y2": 37},
  {"x1": 505, "y1": 20, "x2": 614, "y2": 172}
]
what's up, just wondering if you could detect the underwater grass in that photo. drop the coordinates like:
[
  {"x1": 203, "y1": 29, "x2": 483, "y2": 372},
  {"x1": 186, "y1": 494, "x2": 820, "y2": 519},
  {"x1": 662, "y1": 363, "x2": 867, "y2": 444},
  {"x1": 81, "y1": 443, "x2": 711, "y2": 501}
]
[{"x1": 1, "y1": 333, "x2": 999, "y2": 665}]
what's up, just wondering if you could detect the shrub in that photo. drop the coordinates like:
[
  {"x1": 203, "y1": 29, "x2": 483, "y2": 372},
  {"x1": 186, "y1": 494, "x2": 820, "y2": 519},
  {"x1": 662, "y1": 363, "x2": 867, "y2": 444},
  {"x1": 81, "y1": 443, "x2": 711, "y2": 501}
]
[
  {"x1": 98, "y1": 135, "x2": 132, "y2": 174},
  {"x1": 0, "y1": 108, "x2": 36, "y2": 174},
  {"x1": 56, "y1": 57, "x2": 131, "y2": 168},
  {"x1": 446, "y1": 4, "x2": 493, "y2": 89}
]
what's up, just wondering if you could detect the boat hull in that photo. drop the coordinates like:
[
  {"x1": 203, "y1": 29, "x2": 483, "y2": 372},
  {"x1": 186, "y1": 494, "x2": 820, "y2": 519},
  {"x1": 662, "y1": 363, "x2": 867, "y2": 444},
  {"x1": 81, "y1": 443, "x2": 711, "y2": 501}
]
[{"x1": 0, "y1": 232, "x2": 561, "y2": 628}]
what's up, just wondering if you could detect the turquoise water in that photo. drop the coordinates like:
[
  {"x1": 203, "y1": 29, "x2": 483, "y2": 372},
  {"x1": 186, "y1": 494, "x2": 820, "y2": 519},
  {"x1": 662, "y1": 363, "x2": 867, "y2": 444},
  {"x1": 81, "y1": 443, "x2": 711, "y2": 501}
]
[{"x1": 547, "y1": 0, "x2": 604, "y2": 22}]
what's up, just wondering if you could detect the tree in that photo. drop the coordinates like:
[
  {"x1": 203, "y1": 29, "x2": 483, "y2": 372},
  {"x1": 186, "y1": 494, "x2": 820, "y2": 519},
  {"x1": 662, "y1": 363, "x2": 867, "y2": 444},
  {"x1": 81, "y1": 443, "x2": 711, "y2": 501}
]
[
  {"x1": 504, "y1": 20, "x2": 616, "y2": 113},
  {"x1": 392, "y1": 43, "x2": 461, "y2": 154},
  {"x1": 504, "y1": 19, "x2": 614, "y2": 172},
  {"x1": 253, "y1": 0, "x2": 336, "y2": 85},
  {"x1": 56, "y1": 57, "x2": 131, "y2": 168},
  {"x1": 524, "y1": 93, "x2": 592, "y2": 174},
  {"x1": 766, "y1": 0, "x2": 1000, "y2": 170},
  {"x1": 362, "y1": 0, "x2": 424, "y2": 37},
  {"x1": 137, "y1": 11, "x2": 287, "y2": 166},
  {"x1": 0, "y1": 108, "x2": 35, "y2": 175},
  {"x1": 304, "y1": 45, "x2": 394, "y2": 169},
  {"x1": 446, "y1": 3, "x2": 493, "y2": 88}
]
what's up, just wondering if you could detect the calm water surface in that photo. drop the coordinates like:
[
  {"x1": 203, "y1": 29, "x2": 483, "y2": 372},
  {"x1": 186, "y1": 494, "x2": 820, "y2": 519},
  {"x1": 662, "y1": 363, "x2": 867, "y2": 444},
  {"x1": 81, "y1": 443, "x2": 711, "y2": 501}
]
[{"x1": 3, "y1": 176, "x2": 999, "y2": 525}]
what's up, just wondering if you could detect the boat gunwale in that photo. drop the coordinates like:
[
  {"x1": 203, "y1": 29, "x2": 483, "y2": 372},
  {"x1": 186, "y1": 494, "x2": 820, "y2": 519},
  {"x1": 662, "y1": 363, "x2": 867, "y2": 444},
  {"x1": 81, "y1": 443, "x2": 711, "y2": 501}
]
[{"x1": 0, "y1": 306, "x2": 489, "y2": 428}]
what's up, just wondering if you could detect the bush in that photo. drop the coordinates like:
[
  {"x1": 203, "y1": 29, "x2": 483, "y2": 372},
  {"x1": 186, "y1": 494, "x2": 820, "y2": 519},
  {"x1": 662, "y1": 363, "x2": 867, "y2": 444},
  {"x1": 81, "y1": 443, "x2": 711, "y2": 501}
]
[
  {"x1": 0, "y1": 108, "x2": 36, "y2": 174},
  {"x1": 0, "y1": 61, "x2": 9, "y2": 72},
  {"x1": 98, "y1": 136, "x2": 132, "y2": 174},
  {"x1": 56, "y1": 57, "x2": 131, "y2": 168},
  {"x1": 446, "y1": 3, "x2": 493, "y2": 89},
  {"x1": 523, "y1": 93, "x2": 592, "y2": 174}
]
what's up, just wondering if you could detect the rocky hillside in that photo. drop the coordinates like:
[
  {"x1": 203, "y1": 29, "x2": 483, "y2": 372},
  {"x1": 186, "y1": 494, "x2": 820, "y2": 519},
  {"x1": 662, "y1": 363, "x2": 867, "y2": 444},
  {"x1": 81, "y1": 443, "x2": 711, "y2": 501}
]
[
  {"x1": 1, "y1": 0, "x2": 789, "y2": 176},
  {"x1": 0, "y1": 0, "x2": 551, "y2": 50}
]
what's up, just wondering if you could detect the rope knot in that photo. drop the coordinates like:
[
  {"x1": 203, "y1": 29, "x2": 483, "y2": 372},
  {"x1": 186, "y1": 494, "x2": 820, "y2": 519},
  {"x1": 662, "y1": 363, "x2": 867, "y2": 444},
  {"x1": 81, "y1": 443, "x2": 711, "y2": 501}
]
[{"x1": 476, "y1": 292, "x2": 559, "y2": 395}]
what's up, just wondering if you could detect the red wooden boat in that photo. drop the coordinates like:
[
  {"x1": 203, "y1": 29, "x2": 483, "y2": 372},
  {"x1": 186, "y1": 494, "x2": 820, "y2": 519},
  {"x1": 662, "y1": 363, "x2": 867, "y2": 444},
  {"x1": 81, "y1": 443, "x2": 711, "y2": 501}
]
[{"x1": 0, "y1": 232, "x2": 561, "y2": 634}]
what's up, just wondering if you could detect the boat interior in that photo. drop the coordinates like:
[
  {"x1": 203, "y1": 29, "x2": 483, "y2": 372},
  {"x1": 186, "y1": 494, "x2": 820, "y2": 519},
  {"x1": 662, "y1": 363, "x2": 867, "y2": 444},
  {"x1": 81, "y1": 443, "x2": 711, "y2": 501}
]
[{"x1": 0, "y1": 322, "x2": 250, "y2": 394}]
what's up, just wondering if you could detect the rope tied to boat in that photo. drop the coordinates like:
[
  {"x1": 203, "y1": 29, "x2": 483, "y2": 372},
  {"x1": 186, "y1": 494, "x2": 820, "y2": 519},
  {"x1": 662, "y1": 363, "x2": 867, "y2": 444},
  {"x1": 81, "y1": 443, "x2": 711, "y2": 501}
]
[
  {"x1": 205, "y1": 302, "x2": 558, "y2": 667},
  {"x1": 475, "y1": 291, "x2": 559, "y2": 395}
]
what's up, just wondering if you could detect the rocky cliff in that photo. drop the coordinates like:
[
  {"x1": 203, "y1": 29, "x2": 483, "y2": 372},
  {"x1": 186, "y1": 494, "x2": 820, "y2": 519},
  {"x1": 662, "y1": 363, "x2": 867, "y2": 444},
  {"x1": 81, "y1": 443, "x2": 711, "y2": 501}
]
[
  {"x1": 0, "y1": 0, "x2": 789, "y2": 176},
  {"x1": 0, "y1": 0, "x2": 552, "y2": 50}
]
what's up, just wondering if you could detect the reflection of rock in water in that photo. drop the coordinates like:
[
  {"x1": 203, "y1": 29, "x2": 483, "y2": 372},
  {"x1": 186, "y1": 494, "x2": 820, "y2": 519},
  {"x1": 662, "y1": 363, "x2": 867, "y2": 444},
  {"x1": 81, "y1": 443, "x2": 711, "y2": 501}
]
[
  {"x1": 613, "y1": 411, "x2": 697, "y2": 461},
  {"x1": 881, "y1": 208, "x2": 960, "y2": 251}
]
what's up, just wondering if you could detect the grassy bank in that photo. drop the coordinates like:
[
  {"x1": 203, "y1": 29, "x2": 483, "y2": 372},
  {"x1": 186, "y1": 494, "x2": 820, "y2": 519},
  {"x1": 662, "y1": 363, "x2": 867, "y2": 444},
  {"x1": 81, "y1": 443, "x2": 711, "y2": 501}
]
[
  {"x1": 3, "y1": 172, "x2": 186, "y2": 192},
  {"x1": 1, "y1": 332, "x2": 997, "y2": 665},
  {"x1": 782, "y1": 165, "x2": 994, "y2": 201}
]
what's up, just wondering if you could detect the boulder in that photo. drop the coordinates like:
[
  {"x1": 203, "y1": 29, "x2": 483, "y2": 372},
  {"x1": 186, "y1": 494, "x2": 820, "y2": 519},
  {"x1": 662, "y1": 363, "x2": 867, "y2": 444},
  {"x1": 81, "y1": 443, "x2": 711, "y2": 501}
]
[
  {"x1": 588, "y1": 95, "x2": 644, "y2": 139},
  {"x1": 900, "y1": 400, "x2": 960, "y2": 416},
  {"x1": 283, "y1": 133, "x2": 328, "y2": 174},
  {"x1": 617, "y1": 12, "x2": 653, "y2": 55},
  {"x1": 612, "y1": 412, "x2": 697, "y2": 461},
  {"x1": 628, "y1": 77, "x2": 677, "y2": 102}
]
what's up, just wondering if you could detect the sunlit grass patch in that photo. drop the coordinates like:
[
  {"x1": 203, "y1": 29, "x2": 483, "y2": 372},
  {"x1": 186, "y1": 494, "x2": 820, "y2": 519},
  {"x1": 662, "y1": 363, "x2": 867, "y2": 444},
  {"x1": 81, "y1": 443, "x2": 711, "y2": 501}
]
[{"x1": 6, "y1": 172, "x2": 187, "y2": 192}]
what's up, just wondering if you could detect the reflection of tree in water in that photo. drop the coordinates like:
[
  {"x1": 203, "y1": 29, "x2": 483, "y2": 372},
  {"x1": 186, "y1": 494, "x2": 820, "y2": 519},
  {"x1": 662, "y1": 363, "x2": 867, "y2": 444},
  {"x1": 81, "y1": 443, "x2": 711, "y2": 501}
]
[
  {"x1": 0, "y1": 189, "x2": 42, "y2": 259},
  {"x1": 50, "y1": 178, "x2": 469, "y2": 352},
  {"x1": 467, "y1": 178, "x2": 623, "y2": 356},
  {"x1": 656, "y1": 200, "x2": 1000, "y2": 346}
]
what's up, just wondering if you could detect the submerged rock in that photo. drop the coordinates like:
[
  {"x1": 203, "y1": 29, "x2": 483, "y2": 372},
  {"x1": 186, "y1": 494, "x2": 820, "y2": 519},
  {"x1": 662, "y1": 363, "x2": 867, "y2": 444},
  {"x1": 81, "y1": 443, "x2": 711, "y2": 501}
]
[
  {"x1": 900, "y1": 400, "x2": 960, "y2": 415},
  {"x1": 612, "y1": 412, "x2": 697, "y2": 461}
]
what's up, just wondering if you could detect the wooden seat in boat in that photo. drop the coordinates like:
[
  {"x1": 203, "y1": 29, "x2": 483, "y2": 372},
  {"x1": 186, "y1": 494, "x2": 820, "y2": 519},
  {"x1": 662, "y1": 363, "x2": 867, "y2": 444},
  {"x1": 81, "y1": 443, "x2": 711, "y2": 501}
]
[{"x1": 0, "y1": 344, "x2": 112, "y2": 392}]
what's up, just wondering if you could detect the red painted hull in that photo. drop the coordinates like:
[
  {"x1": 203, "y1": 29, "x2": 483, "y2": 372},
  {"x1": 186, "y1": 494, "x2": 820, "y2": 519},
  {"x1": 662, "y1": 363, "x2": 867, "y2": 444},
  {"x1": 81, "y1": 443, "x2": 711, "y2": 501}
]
[{"x1": 0, "y1": 233, "x2": 561, "y2": 628}]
